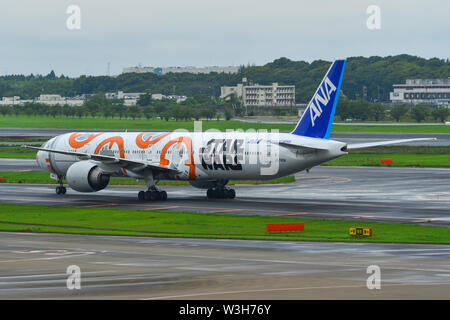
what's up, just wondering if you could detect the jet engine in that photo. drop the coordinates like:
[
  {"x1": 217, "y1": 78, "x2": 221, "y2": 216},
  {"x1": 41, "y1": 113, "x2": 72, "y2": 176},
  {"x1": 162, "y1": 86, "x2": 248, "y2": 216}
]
[{"x1": 66, "y1": 161, "x2": 110, "y2": 192}]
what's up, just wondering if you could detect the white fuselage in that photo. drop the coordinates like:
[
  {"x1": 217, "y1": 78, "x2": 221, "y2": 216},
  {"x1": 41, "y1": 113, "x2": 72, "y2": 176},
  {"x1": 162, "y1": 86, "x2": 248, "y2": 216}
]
[{"x1": 36, "y1": 131, "x2": 347, "y2": 185}]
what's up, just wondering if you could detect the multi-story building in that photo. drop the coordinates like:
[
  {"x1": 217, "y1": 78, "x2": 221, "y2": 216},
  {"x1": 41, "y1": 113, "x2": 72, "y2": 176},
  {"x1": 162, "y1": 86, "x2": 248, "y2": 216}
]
[
  {"x1": 105, "y1": 91, "x2": 145, "y2": 106},
  {"x1": 221, "y1": 78, "x2": 295, "y2": 107},
  {"x1": 0, "y1": 96, "x2": 22, "y2": 106},
  {"x1": 36, "y1": 94, "x2": 84, "y2": 106},
  {"x1": 122, "y1": 65, "x2": 239, "y2": 75},
  {"x1": 390, "y1": 78, "x2": 450, "y2": 106},
  {"x1": 122, "y1": 66, "x2": 157, "y2": 74}
]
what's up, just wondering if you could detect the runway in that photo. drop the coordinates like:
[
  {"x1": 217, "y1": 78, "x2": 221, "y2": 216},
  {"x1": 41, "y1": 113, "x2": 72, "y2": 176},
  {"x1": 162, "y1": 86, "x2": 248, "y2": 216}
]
[
  {"x1": 1, "y1": 157, "x2": 449, "y2": 299},
  {"x1": 0, "y1": 232, "x2": 448, "y2": 299},
  {"x1": 1, "y1": 166, "x2": 449, "y2": 226},
  {"x1": 0, "y1": 158, "x2": 42, "y2": 172}
]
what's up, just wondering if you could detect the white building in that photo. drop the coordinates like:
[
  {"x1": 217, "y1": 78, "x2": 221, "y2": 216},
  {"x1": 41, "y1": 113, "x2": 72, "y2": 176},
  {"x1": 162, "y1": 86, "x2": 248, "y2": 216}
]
[
  {"x1": 122, "y1": 66, "x2": 156, "y2": 74},
  {"x1": 161, "y1": 66, "x2": 239, "y2": 75},
  {"x1": 390, "y1": 78, "x2": 450, "y2": 106},
  {"x1": 0, "y1": 95, "x2": 84, "y2": 106},
  {"x1": 36, "y1": 94, "x2": 84, "y2": 106},
  {"x1": 151, "y1": 93, "x2": 187, "y2": 103},
  {"x1": 0, "y1": 96, "x2": 21, "y2": 105},
  {"x1": 123, "y1": 65, "x2": 239, "y2": 75},
  {"x1": 105, "y1": 91, "x2": 145, "y2": 106},
  {"x1": 221, "y1": 78, "x2": 295, "y2": 107}
]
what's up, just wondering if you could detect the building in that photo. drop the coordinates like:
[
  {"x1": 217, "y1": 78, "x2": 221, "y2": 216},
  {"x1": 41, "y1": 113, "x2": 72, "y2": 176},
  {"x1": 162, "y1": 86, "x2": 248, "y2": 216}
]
[
  {"x1": 0, "y1": 95, "x2": 84, "y2": 106},
  {"x1": 221, "y1": 78, "x2": 295, "y2": 108},
  {"x1": 151, "y1": 93, "x2": 187, "y2": 103},
  {"x1": 122, "y1": 66, "x2": 157, "y2": 74},
  {"x1": 36, "y1": 94, "x2": 84, "y2": 106},
  {"x1": 390, "y1": 78, "x2": 450, "y2": 106},
  {"x1": 105, "y1": 91, "x2": 145, "y2": 106},
  {"x1": 0, "y1": 96, "x2": 21, "y2": 106},
  {"x1": 122, "y1": 65, "x2": 239, "y2": 75}
]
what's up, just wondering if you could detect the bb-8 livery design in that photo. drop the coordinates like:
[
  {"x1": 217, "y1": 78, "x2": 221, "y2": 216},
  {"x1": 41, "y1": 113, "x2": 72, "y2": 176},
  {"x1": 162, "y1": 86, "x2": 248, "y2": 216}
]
[{"x1": 29, "y1": 60, "x2": 432, "y2": 201}]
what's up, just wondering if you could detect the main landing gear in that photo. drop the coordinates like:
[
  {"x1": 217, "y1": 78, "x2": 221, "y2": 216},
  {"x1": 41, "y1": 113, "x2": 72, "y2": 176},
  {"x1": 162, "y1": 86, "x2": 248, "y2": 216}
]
[
  {"x1": 55, "y1": 176, "x2": 67, "y2": 195},
  {"x1": 138, "y1": 188, "x2": 167, "y2": 201},
  {"x1": 206, "y1": 187, "x2": 236, "y2": 199},
  {"x1": 138, "y1": 172, "x2": 168, "y2": 201}
]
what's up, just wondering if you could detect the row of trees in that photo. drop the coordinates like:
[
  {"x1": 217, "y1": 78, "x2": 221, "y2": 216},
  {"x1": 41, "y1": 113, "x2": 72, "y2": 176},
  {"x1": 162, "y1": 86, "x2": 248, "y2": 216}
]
[
  {"x1": 0, "y1": 93, "x2": 228, "y2": 121},
  {"x1": 336, "y1": 99, "x2": 449, "y2": 122},
  {"x1": 0, "y1": 55, "x2": 449, "y2": 103},
  {"x1": 1, "y1": 98, "x2": 447, "y2": 123}
]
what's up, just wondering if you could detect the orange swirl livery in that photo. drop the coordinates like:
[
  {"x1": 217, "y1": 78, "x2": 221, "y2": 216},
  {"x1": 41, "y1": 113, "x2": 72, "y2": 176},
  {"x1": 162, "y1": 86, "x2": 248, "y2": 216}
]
[
  {"x1": 94, "y1": 136, "x2": 126, "y2": 159},
  {"x1": 30, "y1": 60, "x2": 423, "y2": 202},
  {"x1": 159, "y1": 136, "x2": 196, "y2": 180},
  {"x1": 69, "y1": 132, "x2": 104, "y2": 149},
  {"x1": 136, "y1": 132, "x2": 171, "y2": 149}
]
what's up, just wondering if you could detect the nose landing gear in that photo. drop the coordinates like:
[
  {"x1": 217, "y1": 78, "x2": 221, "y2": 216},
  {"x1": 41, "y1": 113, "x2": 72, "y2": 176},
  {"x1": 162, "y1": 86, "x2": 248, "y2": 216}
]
[{"x1": 55, "y1": 176, "x2": 67, "y2": 195}]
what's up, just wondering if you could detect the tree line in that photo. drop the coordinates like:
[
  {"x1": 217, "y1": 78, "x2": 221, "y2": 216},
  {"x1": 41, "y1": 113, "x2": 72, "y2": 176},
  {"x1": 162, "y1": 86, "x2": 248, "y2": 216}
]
[
  {"x1": 0, "y1": 54, "x2": 448, "y2": 103},
  {"x1": 336, "y1": 99, "x2": 449, "y2": 123},
  {"x1": 1, "y1": 92, "x2": 448, "y2": 123},
  {"x1": 0, "y1": 93, "x2": 237, "y2": 121}
]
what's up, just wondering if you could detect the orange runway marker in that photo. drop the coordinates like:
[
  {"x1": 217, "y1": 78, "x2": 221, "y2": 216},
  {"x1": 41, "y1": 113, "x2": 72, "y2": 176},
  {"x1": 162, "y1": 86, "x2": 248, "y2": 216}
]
[{"x1": 267, "y1": 223, "x2": 304, "y2": 232}]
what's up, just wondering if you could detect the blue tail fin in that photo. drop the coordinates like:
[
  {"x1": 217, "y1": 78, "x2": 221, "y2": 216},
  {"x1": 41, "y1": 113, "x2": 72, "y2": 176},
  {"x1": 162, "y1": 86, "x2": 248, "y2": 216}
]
[{"x1": 291, "y1": 59, "x2": 346, "y2": 139}]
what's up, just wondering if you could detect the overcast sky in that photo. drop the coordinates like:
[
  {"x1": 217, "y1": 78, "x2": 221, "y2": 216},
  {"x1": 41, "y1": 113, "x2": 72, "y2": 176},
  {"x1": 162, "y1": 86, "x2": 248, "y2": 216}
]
[{"x1": 0, "y1": 0, "x2": 448, "y2": 77}]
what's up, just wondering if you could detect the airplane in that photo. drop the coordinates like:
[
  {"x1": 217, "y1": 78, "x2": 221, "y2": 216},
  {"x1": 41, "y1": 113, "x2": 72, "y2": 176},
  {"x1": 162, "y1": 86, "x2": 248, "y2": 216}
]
[{"x1": 26, "y1": 59, "x2": 435, "y2": 201}]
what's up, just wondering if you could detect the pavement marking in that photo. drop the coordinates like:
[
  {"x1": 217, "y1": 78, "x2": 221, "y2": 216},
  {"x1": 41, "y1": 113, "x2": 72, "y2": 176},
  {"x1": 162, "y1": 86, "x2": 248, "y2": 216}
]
[
  {"x1": 87, "y1": 203, "x2": 119, "y2": 208},
  {"x1": 206, "y1": 209, "x2": 243, "y2": 213},
  {"x1": 145, "y1": 206, "x2": 181, "y2": 210},
  {"x1": 141, "y1": 282, "x2": 450, "y2": 300}
]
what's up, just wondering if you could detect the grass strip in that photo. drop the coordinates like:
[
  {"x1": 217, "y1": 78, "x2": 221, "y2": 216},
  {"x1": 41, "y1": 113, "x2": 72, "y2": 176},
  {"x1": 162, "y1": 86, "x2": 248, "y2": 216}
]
[
  {"x1": 325, "y1": 145, "x2": 450, "y2": 167},
  {"x1": 0, "y1": 171, "x2": 295, "y2": 186},
  {"x1": 1, "y1": 115, "x2": 450, "y2": 133},
  {"x1": 0, "y1": 203, "x2": 447, "y2": 243}
]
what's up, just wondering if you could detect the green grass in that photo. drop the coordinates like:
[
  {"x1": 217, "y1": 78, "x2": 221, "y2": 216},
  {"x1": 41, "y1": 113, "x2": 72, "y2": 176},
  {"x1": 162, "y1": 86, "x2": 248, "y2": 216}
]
[
  {"x1": 332, "y1": 124, "x2": 450, "y2": 134},
  {"x1": 0, "y1": 115, "x2": 294, "y2": 132},
  {"x1": 0, "y1": 204, "x2": 447, "y2": 243},
  {"x1": 325, "y1": 145, "x2": 450, "y2": 167},
  {"x1": 0, "y1": 171, "x2": 295, "y2": 186},
  {"x1": 0, "y1": 137, "x2": 46, "y2": 142},
  {"x1": 1, "y1": 115, "x2": 450, "y2": 133},
  {"x1": 0, "y1": 145, "x2": 38, "y2": 158}
]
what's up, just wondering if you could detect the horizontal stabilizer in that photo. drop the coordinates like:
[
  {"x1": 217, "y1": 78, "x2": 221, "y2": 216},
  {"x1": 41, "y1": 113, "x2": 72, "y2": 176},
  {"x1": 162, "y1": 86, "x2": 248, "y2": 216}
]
[{"x1": 347, "y1": 137, "x2": 437, "y2": 150}]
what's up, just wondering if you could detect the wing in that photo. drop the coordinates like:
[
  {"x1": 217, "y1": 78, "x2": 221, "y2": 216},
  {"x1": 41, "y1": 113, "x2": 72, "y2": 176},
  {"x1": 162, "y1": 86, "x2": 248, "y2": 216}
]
[
  {"x1": 347, "y1": 137, "x2": 437, "y2": 150},
  {"x1": 24, "y1": 145, "x2": 180, "y2": 174}
]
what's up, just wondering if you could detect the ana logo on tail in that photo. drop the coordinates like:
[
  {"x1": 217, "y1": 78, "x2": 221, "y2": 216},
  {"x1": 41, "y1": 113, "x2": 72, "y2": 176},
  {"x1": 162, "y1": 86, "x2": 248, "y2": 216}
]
[
  {"x1": 291, "y1": 59, "x2": 346, "y2": 139},
  {"x1": 310, "y1": 76, "x2": 336, "y2": 127}
]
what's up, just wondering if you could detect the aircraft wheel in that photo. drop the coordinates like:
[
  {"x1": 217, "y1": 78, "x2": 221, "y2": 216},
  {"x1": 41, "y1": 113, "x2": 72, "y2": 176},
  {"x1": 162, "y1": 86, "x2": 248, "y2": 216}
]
[
  {"x1": 56, "y1": 186, "x2": 66, "y2": 195},
  {"x1": 160, "y1": 191, "x2": 168, "y2": 201},
  {"x1": 144, "y1": 191, "x2": 152, "y2": 201},
  {"x1": 150, "y1": 191, "x2": 158, "y2": 201},
  {"x1": 227, "y1": 189, "x2": 236, "y2": 199},
  {"x1": 138, "y1": 191, "x2": 145, "y2": 201}
]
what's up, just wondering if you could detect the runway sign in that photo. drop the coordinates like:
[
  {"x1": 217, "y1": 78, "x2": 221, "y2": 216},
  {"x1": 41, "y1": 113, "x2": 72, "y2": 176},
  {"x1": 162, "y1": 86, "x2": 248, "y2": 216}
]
[
  {"x1": 349, "y1": 227, "x2": 372, "y2": 237},
  {"x1": 381, "y1": 158, "x2": 393, "y2": 164},
  {"x1": 267, "y1": 223, "x2": 304, "y2": 232}
]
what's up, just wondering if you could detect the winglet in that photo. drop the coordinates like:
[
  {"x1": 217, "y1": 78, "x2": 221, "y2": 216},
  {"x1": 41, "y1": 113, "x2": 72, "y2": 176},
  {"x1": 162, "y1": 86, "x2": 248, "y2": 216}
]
[{"x1": 291, "y1": 59, "x2": 346, "y2": 139}]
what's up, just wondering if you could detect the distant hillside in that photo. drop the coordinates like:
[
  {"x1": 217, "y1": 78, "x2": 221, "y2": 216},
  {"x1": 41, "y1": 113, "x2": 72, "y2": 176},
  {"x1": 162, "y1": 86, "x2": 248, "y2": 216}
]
[{"x1": 0, "y1": 54, "x2": 448, "y2": 103}]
